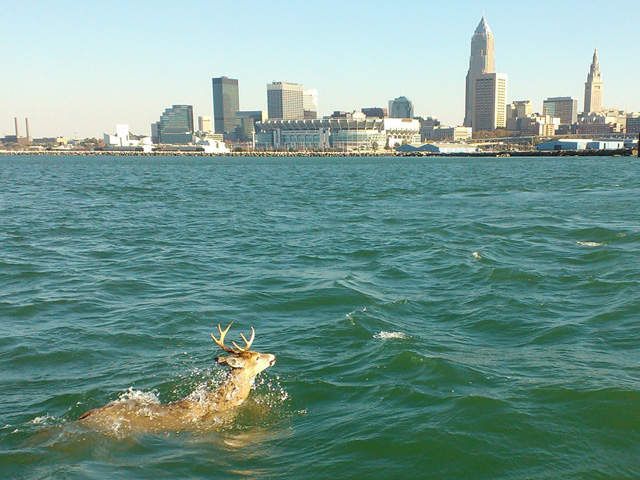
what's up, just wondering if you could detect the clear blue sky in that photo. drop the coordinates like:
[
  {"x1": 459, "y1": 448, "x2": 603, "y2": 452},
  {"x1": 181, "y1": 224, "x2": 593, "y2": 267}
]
[{"x1": 1, "y1": 0, "x2": 638, "y2": 138}]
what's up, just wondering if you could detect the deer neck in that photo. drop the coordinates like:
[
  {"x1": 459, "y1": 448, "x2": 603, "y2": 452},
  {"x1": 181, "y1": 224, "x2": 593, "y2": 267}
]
[{"x1": 206, "y1": 368, "x2": 256, "y2": 411}]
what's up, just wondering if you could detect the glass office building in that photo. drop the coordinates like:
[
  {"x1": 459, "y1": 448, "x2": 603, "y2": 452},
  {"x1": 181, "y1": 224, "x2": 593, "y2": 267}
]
[
  {"x1": 388, "y1": 96, "x2": 414, "y2": 119},
  {"x1": 156, "y1": 105, "x2": 194, "y2": 144},
  {"x1": 212, "y1": 77, "x2": 240, "y2": 137}
]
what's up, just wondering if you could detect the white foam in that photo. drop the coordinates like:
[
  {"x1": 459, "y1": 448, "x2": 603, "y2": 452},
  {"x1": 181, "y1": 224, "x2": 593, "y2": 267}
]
[
  {"x1": 373, "y1": 331, "x2": 409, "y2": 340},
  {"x1": 577, "y1": 241, "x2": 604, "y2": 247},
  {"x1": 113, "y1": 387, "x2": 160, "y2": 405},
  {"x1": 30, "y1": 415, "x2": 54, "y2": 425}
]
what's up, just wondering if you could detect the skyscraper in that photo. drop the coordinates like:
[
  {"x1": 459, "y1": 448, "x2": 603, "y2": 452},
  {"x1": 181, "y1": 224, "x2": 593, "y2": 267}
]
[
  {"x1": 584, "y1": 49, "x2": 603, "y2": 114},
  {"x1": 303, "y1": 89, "x2": 319, "y2": 119},
  {"x1": 473, "y1": 73, "x2": 508, "y2": 131},
  {"x1": 212, "y1": 76, "x2": 240, "y2": 137},
  {"x1": 388, "y1": 96, "x2": 414, "y2": 118},
  {"x1": 156, "y1": 105, "x2": 194, "y2": 144},
  {"x1": 464, "y1": 17, "x2": 495, "y2": 128},
  {"x1": 543, "y1": 97, "x2": 578, "y2": 125},
  {"x1": 198, "y1": 115, "x2": 213, "y2": 133},
  {"x1": 267, "y1": 82, "x2": 304, "y2": 120}
]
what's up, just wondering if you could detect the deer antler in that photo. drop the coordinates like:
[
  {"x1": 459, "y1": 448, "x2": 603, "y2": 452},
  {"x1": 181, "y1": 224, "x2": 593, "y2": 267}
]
[
  {"x1": 211, "y1": 323, "x2": 255, "y2": 354},
  {"x1": 211, "y1": 322, "x2": 237, "y2": 354},
  {"x1": 231, "y1": 326, "x2": 255, "y2": 352}
]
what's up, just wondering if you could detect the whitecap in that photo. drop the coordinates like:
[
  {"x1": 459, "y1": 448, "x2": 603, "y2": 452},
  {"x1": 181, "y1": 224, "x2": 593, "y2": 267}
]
[
  {"x1": 577, "y1": 241, "x2": 604, "y2": 247},
  {"x1": 373, "y1": 331, "x2": 409, "y2": 340}
]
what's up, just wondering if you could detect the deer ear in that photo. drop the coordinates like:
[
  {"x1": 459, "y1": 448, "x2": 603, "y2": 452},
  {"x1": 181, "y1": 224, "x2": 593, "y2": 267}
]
[{"x1": 216, "y1": 355, "x2": 245, "y2": 369}]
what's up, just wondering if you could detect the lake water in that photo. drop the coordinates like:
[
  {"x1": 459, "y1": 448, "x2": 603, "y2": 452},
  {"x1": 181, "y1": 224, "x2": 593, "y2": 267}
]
[{"x1": 1, "y1": 155, "x2": 639, "y2": 479}]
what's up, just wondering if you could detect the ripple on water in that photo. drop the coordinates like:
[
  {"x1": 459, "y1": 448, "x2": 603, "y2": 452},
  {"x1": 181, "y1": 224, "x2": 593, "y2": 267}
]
[{"x1": 1, "y1": 155, "x2": 639, "y2": 478}]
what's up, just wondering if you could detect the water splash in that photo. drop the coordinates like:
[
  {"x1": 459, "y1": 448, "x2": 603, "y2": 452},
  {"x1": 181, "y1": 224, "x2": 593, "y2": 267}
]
[
  {"x1": 577, "y1": 241, "x2": 604, "y2": 247},
  {"x1": 373, "y1": 331, "x2": 409, "y2": 340},
  {"x1": 30, "y1": 415, "x2": 55, "y2": 425},
  {"x1": 112, "y1": 387, "x2": 160, "y2": 405}
]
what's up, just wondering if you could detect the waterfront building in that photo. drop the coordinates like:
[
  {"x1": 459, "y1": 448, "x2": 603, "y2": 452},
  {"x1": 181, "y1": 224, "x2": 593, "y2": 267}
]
[
  {"x1": 361, "y1": 107, "x2": 387, "y2": 118},
  {"x1": 254, "y1": 116, "x2": 418, "y2": 151},
  {"x1": 506, "y1": 100, "x2": 533, "y2": 131},
  {"x1": 198, "y1": 116, "x2": 213, "y2": 133},
  {"x1": 303, "y1": 89, "x2": 319, "y2": 119},
  {"x1": 424, "y1": 126, "x2": 473, "y2": 142},
  {"x1": 155, "y1": 105, "x2": 194, "y2": 144},
  {"x1": 383, "y1": 118, "x2": 421, "y2": 147},
  {"x1": 212, "y1": 76, "x2": 240, "y2": 137},
  {"x1": 584, "y1": 49, "x2": 603, "y2": 113},
  {"x1": 255, "y1": 119, "x2": 333, "y2": 151},
  {"x1": 396, "y1": 143, "x2": 478, "y2": 154},
  {"x1": 235, "y1": 111, "x2": 267, "y2": 142},
  {"x1": 464, "y1": 17, "x2": 496, "y2": 128},
  {"x1": 267, "y1": 82, "x2": 304, "y2": 120},
  {"x1": 537, "y1": 138, "x2": 624, "y2": 152},
  {"x1": 543, "y1": 97, "x2": 578, "y2": 125},
  {"x1": 105, "y1": 124, "x2": 131, "y2": 146},
  {"x1": 473, "y1": 73, "x2": 508, "y2": 131},
  {"x1": 388, "y1": 97, "x2": 414, "y2": 118},
  {"x1": 194, "y1": 137, "x2": 230, "y2": 154}
]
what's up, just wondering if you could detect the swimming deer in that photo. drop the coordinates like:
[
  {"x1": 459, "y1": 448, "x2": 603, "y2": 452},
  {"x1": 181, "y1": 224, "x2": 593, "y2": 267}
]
[{"x1": 79, "y1": 323, "x2": 276, "y2": 434}]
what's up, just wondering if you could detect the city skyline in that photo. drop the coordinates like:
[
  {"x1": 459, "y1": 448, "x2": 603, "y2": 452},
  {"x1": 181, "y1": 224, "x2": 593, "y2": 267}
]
[{"x1": 2, "y1": 0, "x2": 639, "y2": 138}]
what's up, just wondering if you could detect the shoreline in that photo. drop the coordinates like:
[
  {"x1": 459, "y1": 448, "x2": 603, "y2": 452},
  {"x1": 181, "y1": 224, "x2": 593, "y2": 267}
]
[{"x1": 0, "y1": 149, "x2": 635, "y2": 158}]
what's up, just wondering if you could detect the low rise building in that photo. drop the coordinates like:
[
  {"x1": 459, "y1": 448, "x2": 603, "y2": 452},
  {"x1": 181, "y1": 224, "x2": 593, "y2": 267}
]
[
  {"x1": 396, "y1": 143, "x2": 478, "y2": 154},
  {"x1": 104, "y1": 124, "x2": 152, "y2": 147},
  {"x1": 536, "y1": 138, "x2": 625, "y2": 151},
  {"x1": 384, "y1": 118, "x2": 421, "y2": 147},
  {"x1": 254, "y1": 115, "x2": 419, "y2": 151},
  {"x1": 424, "y1": 126, "x2": 472, "y2": 142},
  {"x1": 506, "y1": 100, "x2": 533, "y2": 131},
  {"x1": 577, "y1": 109, "x2": 627, "y2": 135}
]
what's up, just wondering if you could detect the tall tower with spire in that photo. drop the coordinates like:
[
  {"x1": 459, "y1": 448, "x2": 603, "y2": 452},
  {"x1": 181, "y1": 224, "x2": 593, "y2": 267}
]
[
  {"x1": 584, "y1": 49, "x2": 603, "y2": 113},
  {"x1": 464, "y1": 17, "x2": 496, "y2": 128}
]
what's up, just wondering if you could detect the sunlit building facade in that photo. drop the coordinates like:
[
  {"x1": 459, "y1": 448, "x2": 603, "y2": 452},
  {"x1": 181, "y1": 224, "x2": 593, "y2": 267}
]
[
  {"x1": 267, "y1": 82, "x2": 304, "y2": 120},
  {"x1": 156, "y1": 105, "x2": 194, "y2": 144},
  {"x1": 473, "y1": 73, "x2": 508, "y2": 131},
  {"x1": 543, "y1": 97, "x2": 578, "y2": 125}
]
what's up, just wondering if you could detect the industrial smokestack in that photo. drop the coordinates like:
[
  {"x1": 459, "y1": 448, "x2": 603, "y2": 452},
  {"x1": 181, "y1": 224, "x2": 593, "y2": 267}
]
[
  {"x1": 25, "y1": 118, "x2": 30, "y2": 141},
  {"x1": 14, "y1": 117, "x2": 19, "y2": 139}
]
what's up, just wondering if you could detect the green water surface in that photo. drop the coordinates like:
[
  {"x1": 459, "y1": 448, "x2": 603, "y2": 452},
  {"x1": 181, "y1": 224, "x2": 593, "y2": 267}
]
[{"x1": 1, "y1": 155, "x2": 639, "y2": 479}]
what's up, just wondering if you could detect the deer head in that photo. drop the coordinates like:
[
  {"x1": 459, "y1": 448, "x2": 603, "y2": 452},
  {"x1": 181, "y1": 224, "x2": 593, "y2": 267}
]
[{"x1": 211, "y1": 323, "x2": 276, "y2": 377}]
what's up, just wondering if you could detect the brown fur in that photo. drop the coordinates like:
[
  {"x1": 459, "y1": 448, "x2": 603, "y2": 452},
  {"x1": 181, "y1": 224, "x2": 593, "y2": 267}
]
[{"x1": 79, "y1": 347, "x2": 275, "y2": 434}]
